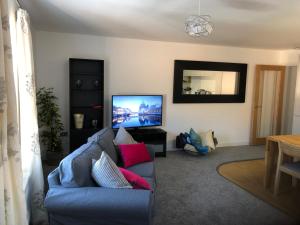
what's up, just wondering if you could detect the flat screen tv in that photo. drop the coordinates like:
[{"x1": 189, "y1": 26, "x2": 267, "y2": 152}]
[{"x1": 112, "y1": 95, "x2": 163, "y2": 129}]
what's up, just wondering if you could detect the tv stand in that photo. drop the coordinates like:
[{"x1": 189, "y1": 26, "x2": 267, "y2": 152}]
[{"x1": 127, "y1": 128, "x2": 167, "y2": 157}]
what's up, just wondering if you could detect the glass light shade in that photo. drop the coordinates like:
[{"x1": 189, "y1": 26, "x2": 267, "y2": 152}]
[{"x1": 185, "y1": 15, "x2": 213, "y2": 37}]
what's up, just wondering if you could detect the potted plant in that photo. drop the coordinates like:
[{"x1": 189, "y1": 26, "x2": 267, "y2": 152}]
[{"x1": 36, "y1": 87, "x2": 64, "y2": 165}]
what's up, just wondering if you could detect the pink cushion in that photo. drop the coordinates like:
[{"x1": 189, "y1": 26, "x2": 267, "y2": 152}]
[
  {"x1": 119, "y1": 167, "x2": 152, "y2": 191},
  {"x1": 118, "y1": 143, "x2": 152, "y2": 168}
]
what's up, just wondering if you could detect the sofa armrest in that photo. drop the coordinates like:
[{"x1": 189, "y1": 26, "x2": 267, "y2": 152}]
[
  {"x1": 47, "y1": 168, "x2": 60, "y2": 188},
  {"x1": 45, "y1": 187, "x2": 153, "y2": 224},
  {"x1": 146, "y1": 145, "x2": 156, "y2": 160}
]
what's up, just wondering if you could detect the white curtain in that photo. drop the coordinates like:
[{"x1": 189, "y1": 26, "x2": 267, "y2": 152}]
[
  {"x1": 0, "y1": 1, "x2": 48, "y2": 224},
  {"x1": 16, "y1": 8, "x2": 48, "y2": 225},
  {"x1": 0, "y1": 0, "x2": 28, "y2": 224}
]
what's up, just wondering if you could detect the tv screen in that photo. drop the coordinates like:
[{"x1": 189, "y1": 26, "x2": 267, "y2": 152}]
[{"x1": 112, "y1": 95, "x2": 163, "y2": 129}]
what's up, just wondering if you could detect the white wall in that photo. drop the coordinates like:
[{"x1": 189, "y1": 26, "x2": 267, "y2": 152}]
[{"x1": 34, "y1": 31, "x2": 282, "y2": 150}]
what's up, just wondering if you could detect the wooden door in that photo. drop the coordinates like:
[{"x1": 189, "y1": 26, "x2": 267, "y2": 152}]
[{"x1": 251, "y1": 65, "x2": 285, "y2": 145}]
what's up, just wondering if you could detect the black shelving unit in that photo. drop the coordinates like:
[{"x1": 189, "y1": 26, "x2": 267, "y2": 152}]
[{"x1": 69, "y1": 58, "x2": 104, "y2": 152}]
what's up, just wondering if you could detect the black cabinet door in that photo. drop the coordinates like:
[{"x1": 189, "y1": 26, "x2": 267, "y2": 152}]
[{"x1": 127, "y1": 128, "x2": 167, "y2": 157}]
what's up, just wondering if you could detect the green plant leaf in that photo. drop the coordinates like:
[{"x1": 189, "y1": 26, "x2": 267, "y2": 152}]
[{"x1": 36, "y1": 87, "x2": 64, "y2": 152}]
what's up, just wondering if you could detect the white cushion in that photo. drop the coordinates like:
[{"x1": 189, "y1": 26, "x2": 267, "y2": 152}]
[
  {"x1": 184, "y1": 144, "x2": 198, "y2": 153},
  {"x1": 92, "y1": 151, "x2": 132, "y2": 188},
  {"x1": 199, "y1": 130, "x2": 215, "y2": 150},
  {"x1": 113, "y1": 126, "x2": 137, "y2": 145}
]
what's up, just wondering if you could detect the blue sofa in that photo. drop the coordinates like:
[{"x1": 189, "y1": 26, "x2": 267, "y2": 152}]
[{"x1": 44, "y1": 128, "x2": 156, "y2": 225}]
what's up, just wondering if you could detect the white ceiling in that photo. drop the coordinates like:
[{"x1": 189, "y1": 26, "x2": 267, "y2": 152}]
[{"x1": 21, "y1": 0, "x2": 300, "y2": 49}]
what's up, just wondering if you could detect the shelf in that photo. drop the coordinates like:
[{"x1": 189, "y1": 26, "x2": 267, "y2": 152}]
[
  {"x1": 71, "y1": 106, "x2": 103, "y2": 109},
  {"x1": 71, "y1": 88, "x2": 103, "y2": 91},
  {"x1": 70, "y1": 73, "x2": 100, "y2": 77},
  {"x1": 70, "y1": 128, "x2": 100, "y2": 132}
]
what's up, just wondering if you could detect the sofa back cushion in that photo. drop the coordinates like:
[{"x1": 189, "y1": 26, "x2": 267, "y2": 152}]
[
  {"x1": 88, "y1": 127, "x2": 118, "y2": 163},
  {"x1": 59, "y1": 141, "x2": 103, "y2": 187}
]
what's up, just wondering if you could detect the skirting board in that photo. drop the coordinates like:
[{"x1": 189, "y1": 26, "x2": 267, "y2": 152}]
[
  {"x1": 217, "y1": 141, "x2": 251, "y2": 147},
  {"x1": 167, "y1": 141, "x2": 251, "y2": 151}
]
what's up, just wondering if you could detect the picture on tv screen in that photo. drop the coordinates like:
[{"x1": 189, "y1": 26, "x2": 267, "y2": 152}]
[{"x1": 112, "y1": 95, "x2": 163, "y2": 129}]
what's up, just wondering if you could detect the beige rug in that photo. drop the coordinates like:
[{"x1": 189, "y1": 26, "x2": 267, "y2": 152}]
[{"x1": 218, "y1": 159, "x2": 300, "y2": 220}]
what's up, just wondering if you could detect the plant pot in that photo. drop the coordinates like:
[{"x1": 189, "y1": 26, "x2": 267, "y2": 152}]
[{"x1": 46, "y1": 151, "x2": 63, "y2": 166}]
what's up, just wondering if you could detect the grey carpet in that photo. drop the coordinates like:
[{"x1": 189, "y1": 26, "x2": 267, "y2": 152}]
[{"x1": 154, "y1": 145, "x2": 299, "y2": 225}]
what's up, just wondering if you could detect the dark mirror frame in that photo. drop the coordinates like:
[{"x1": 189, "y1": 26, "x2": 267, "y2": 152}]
[{"x1": 173, "y1": 60, "x2": 248, "y2": 103}]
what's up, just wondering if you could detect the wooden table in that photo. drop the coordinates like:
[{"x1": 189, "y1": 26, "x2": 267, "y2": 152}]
[{"x1": 264, "y1": 135, "x2": 300, "y2": 191}]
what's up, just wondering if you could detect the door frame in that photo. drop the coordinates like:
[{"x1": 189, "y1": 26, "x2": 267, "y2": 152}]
[{"x1": 251, "y1": 65, "x2": 286, "y2": 145}]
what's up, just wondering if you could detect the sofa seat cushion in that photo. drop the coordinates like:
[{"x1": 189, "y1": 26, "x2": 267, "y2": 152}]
[
  {"x1": 87, "y1": 127, "x2": 118, "y2": 163},
  {"x1": 119, "y1": 167, "x2": 151, "y2": 190},
  {"x1": 143, "y1": 177, "x2": 156, "y2": 191},
  {"x1": 127, "y1": 161, "x2": 155, "y2": 178},
  {"x1": 59, "y1": 141, "x2": 102, "y2": 187}
]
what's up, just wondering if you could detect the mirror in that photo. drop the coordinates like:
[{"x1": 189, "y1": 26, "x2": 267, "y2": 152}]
[
  {"x1": 173, "y1": 60, "x2": 247, "y2": 103},
  {"x1": 182, "y1": 70, "x2": 239, "y2": 95}
]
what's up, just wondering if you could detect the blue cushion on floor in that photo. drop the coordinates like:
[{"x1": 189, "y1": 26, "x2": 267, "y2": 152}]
[
  {"x1": 189, "y1": 128, "x2": 208, "y2": 154},
  {"x1": 184, "y1": 132, "x2": 192, "y2": 144}
]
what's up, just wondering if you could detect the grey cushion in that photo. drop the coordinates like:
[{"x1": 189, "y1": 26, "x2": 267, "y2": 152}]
[
  {"x1": 59, "y1": 141, "x2": 102, "y2": 187},
  {"x1": 127, "y1": 161, "x2": 155, "y2": 178},
  {"x1": 88, "y1": 127, "x2": 118, "y2": 163},
  {"x1": 113, "y1": 127, "x2": 137, "y2": 145},
  {"x1": 92, "y1": 152, "x2": 132, "y2": 188},
  {"x1": 145, "y1": 144, "x2": 156, "y2": 160}
]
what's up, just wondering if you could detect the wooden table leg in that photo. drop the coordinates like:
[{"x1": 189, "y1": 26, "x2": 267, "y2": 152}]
[
  {"x1": 264, "y1": 139, "x2": 271, "y2": 188},
  {"x1": 265, "y1": 140, "x2": 279, "y2": 190}
]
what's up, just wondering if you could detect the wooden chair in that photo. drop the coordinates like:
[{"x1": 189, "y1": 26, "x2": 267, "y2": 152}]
[{"x1": 274, "y1": 141, "x2": 300, "y2": 195}]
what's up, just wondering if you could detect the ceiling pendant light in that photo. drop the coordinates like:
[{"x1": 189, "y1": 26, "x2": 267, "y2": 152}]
[{"x1": 185, "y1": 0, "x2": 213, "y2": 37}]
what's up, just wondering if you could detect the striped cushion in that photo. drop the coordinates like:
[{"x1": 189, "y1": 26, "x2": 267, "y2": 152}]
[{"x1": 92, "y1": 151, "x2": 132, "y2": 188}]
